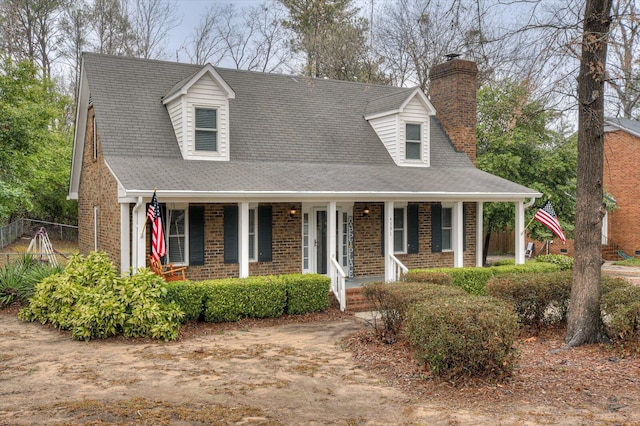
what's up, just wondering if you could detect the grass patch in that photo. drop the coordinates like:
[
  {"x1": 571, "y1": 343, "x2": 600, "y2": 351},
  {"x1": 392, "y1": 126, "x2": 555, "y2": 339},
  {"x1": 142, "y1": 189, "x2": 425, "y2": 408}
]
[{"x1": 613, "y1": 257, "x2": 640, "y2": 266}]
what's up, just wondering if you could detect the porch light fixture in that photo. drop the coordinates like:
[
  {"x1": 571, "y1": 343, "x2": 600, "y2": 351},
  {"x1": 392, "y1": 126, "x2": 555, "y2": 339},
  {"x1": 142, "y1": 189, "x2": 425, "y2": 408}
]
[
  {"x1": 289, "y1": 206, "x2": 297, "y2": 218},
  {"x1": 363, "y1": 205, "x2": 370, "y2": 216}
]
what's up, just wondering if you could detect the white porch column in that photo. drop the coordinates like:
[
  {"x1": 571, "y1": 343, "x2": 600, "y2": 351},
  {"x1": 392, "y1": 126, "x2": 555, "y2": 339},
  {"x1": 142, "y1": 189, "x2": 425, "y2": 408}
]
[
  {"x1": 239, "y1": 202, "x2": 250, "y2": 278},
  {"x1": 132, "y1": 201, "x2": 147, "y2": 270},
  {"x1": 328, "y1": 201, "x2": 337, "y2": 277},
  {"x1": 120, "y1": 203, "x2": 131, "y2": 274},
  {"x1": 453, "y1": 201, "x2": 464, "y2": 268},
  {"x1": 515, "y1": 200, "x2": 525, "y2": 265},
  {"x1": 476, "y1": 201, "x2": 483, "y2": 267},
  {"x1": 384, "y1": 201, "x2": 395, "y2": 282}
]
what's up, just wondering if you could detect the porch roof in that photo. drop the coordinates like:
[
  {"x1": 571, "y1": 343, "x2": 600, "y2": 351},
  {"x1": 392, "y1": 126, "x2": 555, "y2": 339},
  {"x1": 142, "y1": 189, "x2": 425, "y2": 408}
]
[{"x1": 109, "y1": 156, "x2": 539, "y2": 201}]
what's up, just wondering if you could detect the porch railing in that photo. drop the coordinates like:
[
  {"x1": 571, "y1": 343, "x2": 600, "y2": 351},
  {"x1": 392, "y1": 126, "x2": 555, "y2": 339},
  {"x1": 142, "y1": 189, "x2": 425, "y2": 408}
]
[
  {"x1": 330, "y1": 256, "x2": 347, "y2": 312},
  {"x1": 389, "y1": 254, "x2": 408, "y2": 282}
]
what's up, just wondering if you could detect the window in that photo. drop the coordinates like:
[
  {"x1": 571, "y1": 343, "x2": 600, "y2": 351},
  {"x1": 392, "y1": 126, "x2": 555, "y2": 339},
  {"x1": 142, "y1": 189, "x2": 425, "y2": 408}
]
[
  {"x1": 92, "y1": 118, "x2": 98, "y2": 161},
  {"x1": 249, "y1": 208, "x2": 257, "y2": 261},
  {"x1": 405, "y1": 123, "x2": 421, "y2": 160},
  {"x1": 167, "y1": 208, "x2": 186, "y2": 264},
  {"x1": 195, "y1": 108, "x2": 217, "y2": 151},
  {"x1": 442, "y1": 207, "x2": 452, "y2": 251},
  {"x1": 394, "y1": 207, "x2": 406, "y2": 253}
]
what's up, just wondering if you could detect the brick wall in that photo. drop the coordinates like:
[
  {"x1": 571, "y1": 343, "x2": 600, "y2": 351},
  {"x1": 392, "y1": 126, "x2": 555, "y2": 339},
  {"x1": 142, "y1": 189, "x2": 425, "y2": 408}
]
[
  {"x1": 604, "y1": 129, "x2": 640, "y2": 256},
  {"x1": 77, "y1": 106, "x2": 121, "y2": 268},
  {"x1": 185, "y1": 203, "x2": 301, "y2": 280},
  {"x1": 353, "y1": 202, "x2": 477, "y2": 277},
  {"x1": 429, "y1": 59, "x2": 478, "y2": 163}
]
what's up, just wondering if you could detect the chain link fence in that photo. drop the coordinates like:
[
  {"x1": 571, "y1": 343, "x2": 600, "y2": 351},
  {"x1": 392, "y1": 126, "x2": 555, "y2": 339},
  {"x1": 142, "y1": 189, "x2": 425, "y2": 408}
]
[{"x1": 0, "y1": 218, "x2": 78, "y2": 249}]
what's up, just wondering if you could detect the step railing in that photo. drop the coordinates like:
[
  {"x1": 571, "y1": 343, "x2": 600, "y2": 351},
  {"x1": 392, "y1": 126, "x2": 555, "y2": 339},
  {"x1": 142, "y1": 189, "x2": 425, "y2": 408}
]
[
  {"x1": 601, "y1": 236, "x2": 627, "y2": 260},
  {"x1": 389, "y1": 254, "x2": 408, "y2": 282},
  {"x1": 331, "y1": 256, "x2": 347, "y2": 312}
]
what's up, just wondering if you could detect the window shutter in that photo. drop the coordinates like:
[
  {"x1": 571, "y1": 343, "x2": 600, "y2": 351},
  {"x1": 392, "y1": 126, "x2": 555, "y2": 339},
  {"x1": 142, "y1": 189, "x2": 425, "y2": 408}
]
[
  {"x1": 380, "y1": 206, "x2": 385, "y2": 256},
  {"x1": 431, "y1": 203, "x2": 442, "y2": 253},
  {"x1": 463, "y1": 204, "x2": 467, "y2": 252},
  {"x1": 224, "y1": 205, "x2": 238, "y2": 263},
  {"x1": 258, "y1": 205, "x2": 272, "y2": 262},
  {"x1": 189, "y1": 206, "x2": 205, "y2": 265},
  {"x1": 407, "y1": 204, "x2": 419, "y2": 254}
]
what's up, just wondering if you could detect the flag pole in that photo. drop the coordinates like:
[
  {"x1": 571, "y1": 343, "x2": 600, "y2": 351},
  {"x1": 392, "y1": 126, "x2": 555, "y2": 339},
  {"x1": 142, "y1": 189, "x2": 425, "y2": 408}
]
[{"x1": 521, "y1": 215, "x2": 536, "y2": 235}]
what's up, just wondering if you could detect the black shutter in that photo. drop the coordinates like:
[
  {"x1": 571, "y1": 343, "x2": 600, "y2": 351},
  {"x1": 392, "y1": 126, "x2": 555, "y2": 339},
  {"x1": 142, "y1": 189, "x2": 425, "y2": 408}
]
[
  {"x1": 463, "y1": 204, "x2": 467, "y2": 251},
  {"x1": 258, "y1": 205, "x2": 272, "y2": 262},
  {"x1": 189, "y1": 206, "x2": 205, "y2": 265},
  {"x1": 224, "y1": 205, "x2": 238, "y2": 263},
  {"x1": 431, "y1": 203, "x2": 442, "y2": 253},
  {"x1": 380, "y1": 206, "x2": 385, "y2": 256},
  {"x1": 407, "y1": 204, "x2": 419, "y2": 254}
]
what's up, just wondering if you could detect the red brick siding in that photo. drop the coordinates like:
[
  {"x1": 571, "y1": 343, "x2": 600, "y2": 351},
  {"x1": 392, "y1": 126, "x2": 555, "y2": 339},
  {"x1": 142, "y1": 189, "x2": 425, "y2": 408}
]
[
  {"x1": 77, "y1": 106, "x2": 121, "y2": 268},
  {"x1": 429, "y1": 59, "x2": 478, "y2": 163},
  {"x1": 604, "y1": 130, "x2": 640, "y2": 256}
]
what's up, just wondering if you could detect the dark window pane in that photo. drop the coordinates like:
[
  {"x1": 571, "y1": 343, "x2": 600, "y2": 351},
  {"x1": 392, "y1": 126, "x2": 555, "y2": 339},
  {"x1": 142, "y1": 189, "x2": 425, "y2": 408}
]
[
  {"x1": 406, "y1": 123, "x2": 421, "y2": 141},
  {"x1": 442, "y1": 207, "x2": 452, "y2": 227},
  {"x1": 406, "y1": 141, "x2": 421, "y2": 159},
  {"x1": 394, "y1": 208, "x2": 404, "y2": 228},
  {"x1": 195, "y1": 108, "x2": 216, "y2": 129},
  {"x1": 442, "y1": 229, "x2": 452, "y2": 251},
  {"x1": 394, "y1": 230, "x2": 404, "y2": 252},
  {"x1": 196, "y1": 130, "x2": 217, "y2": 151}
]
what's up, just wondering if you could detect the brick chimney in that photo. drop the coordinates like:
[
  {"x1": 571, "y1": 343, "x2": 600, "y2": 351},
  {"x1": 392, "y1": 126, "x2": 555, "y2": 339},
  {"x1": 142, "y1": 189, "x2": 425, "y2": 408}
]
[{"x1": 429, "y1": 59, "x2": 478, "y2": 163}]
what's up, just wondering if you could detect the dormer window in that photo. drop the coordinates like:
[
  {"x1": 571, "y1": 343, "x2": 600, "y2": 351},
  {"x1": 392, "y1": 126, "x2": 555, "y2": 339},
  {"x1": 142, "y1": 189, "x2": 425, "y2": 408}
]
[
  {"x1": 195, "y1": 108, "x2": 218, "y2": 151},
  {"x1": 406, "y1": 123, "x2": 421, "y2": 160}
]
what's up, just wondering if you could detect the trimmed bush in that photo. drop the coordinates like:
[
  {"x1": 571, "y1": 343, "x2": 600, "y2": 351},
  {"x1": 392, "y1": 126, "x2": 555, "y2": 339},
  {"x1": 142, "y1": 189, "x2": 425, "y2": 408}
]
[
  {"x1": 486, "y1": 271, "x2": 572, "y2": 326},
  {"x1": 362, "y1": 281, "x2": 464, "y2": 343},
  {"x1": 203, "y1": 276, "x2": 286, "y2": 322},
  {"x1": 19, "y1": 252, "x2": 183, "y2": 341},
  {"x1": 429, "y1": 267, "x2": 494, "y2": 295},
  {"x1": 164, "y1": 281, "x2": 205, "y2": 322},
  {"x1": 280, "y1": 274, "x2": 330, "y2": 315},
  {"x1": 601, "y1": 276, "x2": 630, "y2": 295},
  {"x1": 492, "y1": 258, "x2": 515, "y2": 267},
  {"x1": 406, "y1": 294, "x2": 519, "y2": 379},
  {"x1": 492, "y1": 262, "x2": 561, "y2": 276},
  {"x1": 536, "y1": 254, "x2": 574, "y2": 270},
  {"x1": 404, "y1": 271, "x2": 453, "y2": 286},
  {"x1": 601, "y1": 285, "x2": 640, "y2": 342}
]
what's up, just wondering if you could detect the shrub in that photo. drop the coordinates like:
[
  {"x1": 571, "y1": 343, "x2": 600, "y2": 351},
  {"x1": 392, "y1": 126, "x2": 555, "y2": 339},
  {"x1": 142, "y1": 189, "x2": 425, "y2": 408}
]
[
  {"x1": 601, "y1": 276, "x2": 631, "y2": 295},
  {"x1": 601, "y1": 285, "x2": 640, "y2": 342},
  {"x1": 492, "y1": 258, "x2": 515, "y2": 267},
  {"x1": 404, "y1": 271, "x2": 452, "y2": 286},
  {"x1": 429, "y1": 267, "x2": 494, "y2": 295},
  {"x1": 536, "y1": 254, "x2": 574, "y2": 270},
  {"x1": 406, "y1": 294, "x2": 519, "y2": 379},
  {"x1": 362, "y1": 281, "x2": 464, "y2": 343},
  {"x1": 0, "y1": 254, "x2": 61, "y2": 307},
  {"x1": 19, "y1": 252, "x2": 182, "y2": 341},
  {"x1": 486, "y1": 271, "x2": 572, "y2": 327},
  {"x1": 203, "y1": 276, "x2": 286, "y2": 322},
  {"x1": 491, "y1": 262, "x2": 561, "y2": 275},
  {"x1": 280, "y1": 274, "x2": 330, "y2": 315},
  {"x1": 164, "y1": 281, "x2": 205, "y2": 322}
]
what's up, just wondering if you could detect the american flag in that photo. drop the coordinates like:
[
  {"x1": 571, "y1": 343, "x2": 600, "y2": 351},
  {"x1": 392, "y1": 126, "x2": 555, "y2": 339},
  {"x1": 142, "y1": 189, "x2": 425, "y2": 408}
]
[
  {"x1": 147, "y1": 191, "x2": 166, "y2": 261},
  {"x1": 534, "y1": 200, "x2": 566, "y2": 243}
]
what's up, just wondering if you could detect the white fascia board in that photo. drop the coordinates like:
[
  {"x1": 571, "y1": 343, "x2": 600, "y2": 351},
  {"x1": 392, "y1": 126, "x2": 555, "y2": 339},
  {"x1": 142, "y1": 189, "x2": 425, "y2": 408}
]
[
  {"x1": 119, "y1": 189, "x2": 542, "y2": 204},
  {"x1": 68, "y1": 62, "x2": 89, "y2": 200},
  {"x1": 162, "y1": 64, "x2": 235, "y2": 105},
  {"x1": 604, "y1": 119, "x2": 640, "y2": 139},
  {"x1": 364, "y1": 109, "x2": 402, "y2": 121}
]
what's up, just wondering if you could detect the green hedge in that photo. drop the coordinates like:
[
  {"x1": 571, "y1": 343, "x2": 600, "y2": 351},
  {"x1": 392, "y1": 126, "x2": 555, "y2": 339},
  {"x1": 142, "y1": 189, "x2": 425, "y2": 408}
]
[
  {"x1": 406, "y1": 294, "x2": 519, "y2": 379},
  {"x1": 601, "y1": 285, "x2": 640, "y2": 342},
  {"x1": 486, "y1": 271, "x2": 572, "y2": 326},
  {"x1": 164, "y1": 281, "x2": 205, "y2": 322},
  {"x1": 203, "y1": 276, "x2": 286, "y2": 322},
  {"x1": 535, "y1": 254, "x2": 574, "y2": 270},
  {"x1": 491, "y1": 262, "x2": 560, "y2": 275},
  {"x1": 280, "y1": 274, "x2": 330, "y2": 314}
]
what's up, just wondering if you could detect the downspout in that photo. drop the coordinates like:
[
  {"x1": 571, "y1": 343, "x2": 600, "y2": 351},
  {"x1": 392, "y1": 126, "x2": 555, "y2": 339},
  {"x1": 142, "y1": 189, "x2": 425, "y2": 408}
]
[{"x1": 131, "y1": 196, "x2": 144, "y2": 269}]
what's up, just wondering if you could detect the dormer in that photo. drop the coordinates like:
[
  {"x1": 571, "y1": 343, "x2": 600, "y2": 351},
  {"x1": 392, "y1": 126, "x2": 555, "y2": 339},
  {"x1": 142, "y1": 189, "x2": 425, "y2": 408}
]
[
  {"x1": 162, "y1": 64, "x2": 236, "y2": 161},
  {"x1": 365, "y1": 88, "x2": 436, "y2": 167}
]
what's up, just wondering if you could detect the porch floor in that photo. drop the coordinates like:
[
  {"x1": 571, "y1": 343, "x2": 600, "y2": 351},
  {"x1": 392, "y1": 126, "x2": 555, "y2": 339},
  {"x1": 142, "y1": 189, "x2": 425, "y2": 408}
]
[{"x1": 345, "y1": 276, "x2": 383, "y2": 288}]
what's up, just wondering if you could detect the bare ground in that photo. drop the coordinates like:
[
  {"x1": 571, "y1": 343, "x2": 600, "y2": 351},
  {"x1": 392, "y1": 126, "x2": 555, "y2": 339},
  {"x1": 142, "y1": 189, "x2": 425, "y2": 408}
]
[{"x1": 1, "y1": 306, "x2": 639, "y2": 425}]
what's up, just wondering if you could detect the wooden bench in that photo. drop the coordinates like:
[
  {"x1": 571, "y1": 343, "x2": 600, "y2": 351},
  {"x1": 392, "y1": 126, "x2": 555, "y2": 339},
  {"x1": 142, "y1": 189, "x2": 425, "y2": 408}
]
[{"x1": 147, "y1": 256, "x2": 187, "y2": 282}]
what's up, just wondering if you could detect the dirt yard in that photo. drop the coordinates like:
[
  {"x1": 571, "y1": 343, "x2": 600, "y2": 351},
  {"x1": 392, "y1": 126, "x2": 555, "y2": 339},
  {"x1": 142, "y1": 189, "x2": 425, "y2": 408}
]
[{"x1": 1, "y1": 307, "x2": 639, "y2": 425}]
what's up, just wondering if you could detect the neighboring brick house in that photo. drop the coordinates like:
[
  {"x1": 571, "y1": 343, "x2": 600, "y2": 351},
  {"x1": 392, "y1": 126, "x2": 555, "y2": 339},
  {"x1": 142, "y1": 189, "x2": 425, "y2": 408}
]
[{"x1": 68, "y1": 53, "x2": 539, "y2": 310}]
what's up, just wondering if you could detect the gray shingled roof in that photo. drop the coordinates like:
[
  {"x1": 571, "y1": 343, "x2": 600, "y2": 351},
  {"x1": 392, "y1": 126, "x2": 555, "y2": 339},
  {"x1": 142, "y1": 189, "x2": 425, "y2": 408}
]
[
  {"x1": 605, "y1": 117, "x2": 640, "y2": 138},
  {"x1": 81, "y1": 53, "x2": 537, "y2": 199}
]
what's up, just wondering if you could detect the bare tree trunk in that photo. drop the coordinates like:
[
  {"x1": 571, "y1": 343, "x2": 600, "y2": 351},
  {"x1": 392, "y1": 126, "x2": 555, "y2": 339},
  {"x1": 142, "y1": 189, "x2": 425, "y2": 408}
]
[{"x1": 566, "y1": 0, "x2": 613, "y2": 347}]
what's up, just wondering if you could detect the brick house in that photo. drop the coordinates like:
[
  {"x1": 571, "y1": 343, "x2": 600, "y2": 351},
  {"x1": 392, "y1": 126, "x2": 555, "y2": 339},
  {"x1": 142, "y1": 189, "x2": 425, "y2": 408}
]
[{"x1": 68, "y1": 53, "x2": 539, "y2": 309}]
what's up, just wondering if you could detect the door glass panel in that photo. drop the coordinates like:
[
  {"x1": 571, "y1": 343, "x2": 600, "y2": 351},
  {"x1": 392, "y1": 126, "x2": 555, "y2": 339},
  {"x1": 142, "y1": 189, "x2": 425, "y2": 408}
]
[
  {"x1": 303, "y1": 213, "x2": 309, "y2": 270},
  {"x1": 316, "y1": 211, "x2": 327, "y2": 274}
]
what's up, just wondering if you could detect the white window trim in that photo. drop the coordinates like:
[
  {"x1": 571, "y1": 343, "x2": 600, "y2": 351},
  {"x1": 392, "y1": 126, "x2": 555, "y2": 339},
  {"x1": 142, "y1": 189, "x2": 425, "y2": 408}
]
[
  {"x1": 92, "y1": 117, "x2": 97, "y2": 161},
  {"x1": 166, "y1": 204, "x2": 189, "y2": 266},
  {"x1": 441, "y1": 203, "x2": 453, "y2": 252},
  {"x1": 405, "y1": 122, "x2": 422, "y2": 161},
  {"x1": 394, "y1": 203, "x2": 408, "y2": 254},
  {"x1": 194, "y1": 107, "x2": 218, "y2": 153}
]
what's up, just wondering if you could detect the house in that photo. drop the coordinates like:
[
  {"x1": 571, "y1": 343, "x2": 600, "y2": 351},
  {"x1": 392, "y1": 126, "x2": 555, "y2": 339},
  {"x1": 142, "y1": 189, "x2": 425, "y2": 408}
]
[
  {"x1": 68, "y1": 53, "x2": 540, "y2": 310},
  {"x1": 602, "y1": 118, "x2": 640, "y2": 258}
]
